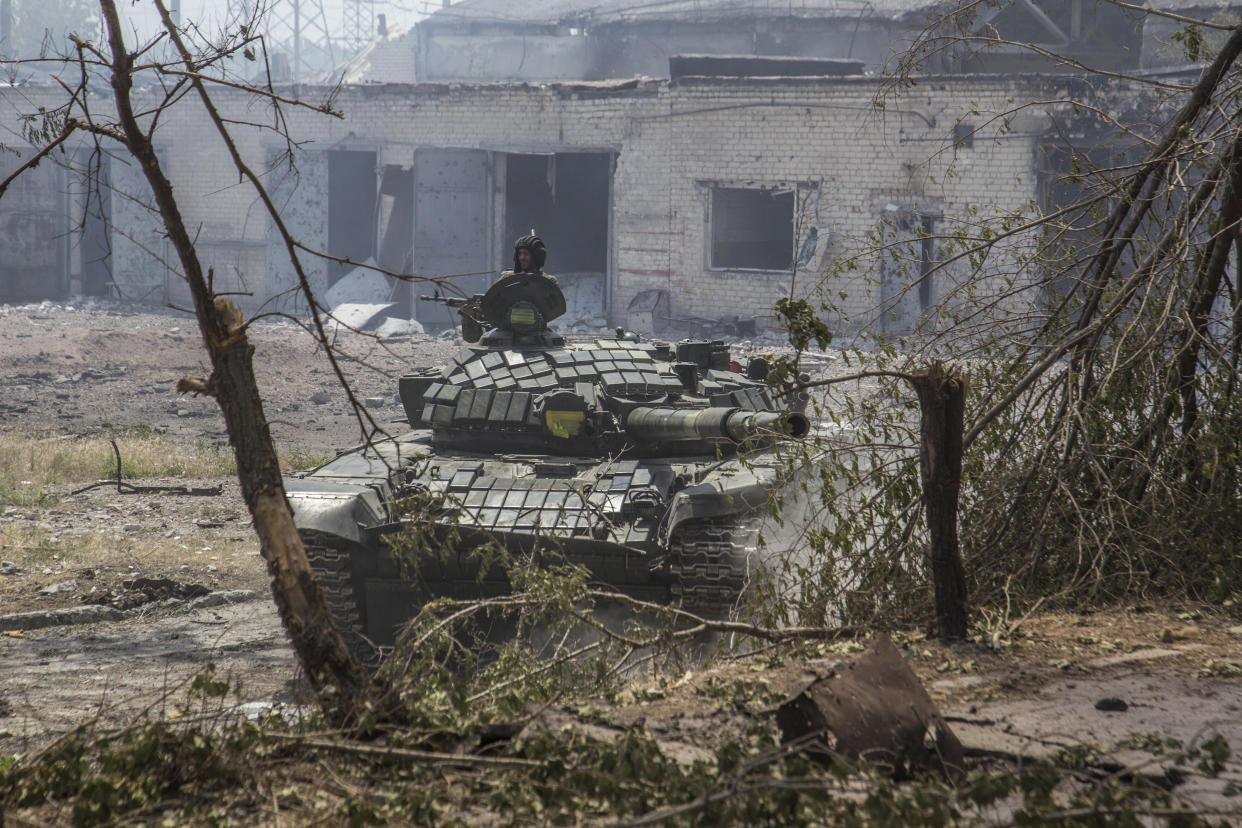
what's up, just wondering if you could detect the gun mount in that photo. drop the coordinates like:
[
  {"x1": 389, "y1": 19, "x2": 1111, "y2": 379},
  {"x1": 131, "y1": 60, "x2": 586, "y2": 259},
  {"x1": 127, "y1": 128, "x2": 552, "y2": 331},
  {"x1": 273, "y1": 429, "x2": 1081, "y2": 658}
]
[{"x1": 422, "y1": 270, "x2": 568, "y2": 346}]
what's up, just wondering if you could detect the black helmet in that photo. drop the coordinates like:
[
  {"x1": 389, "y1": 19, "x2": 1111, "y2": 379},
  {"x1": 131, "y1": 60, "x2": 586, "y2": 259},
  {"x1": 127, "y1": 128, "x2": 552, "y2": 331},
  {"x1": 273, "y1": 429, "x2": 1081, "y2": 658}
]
[{"x1": 513, "y1": 235, "x2": 546, "y2": 272}]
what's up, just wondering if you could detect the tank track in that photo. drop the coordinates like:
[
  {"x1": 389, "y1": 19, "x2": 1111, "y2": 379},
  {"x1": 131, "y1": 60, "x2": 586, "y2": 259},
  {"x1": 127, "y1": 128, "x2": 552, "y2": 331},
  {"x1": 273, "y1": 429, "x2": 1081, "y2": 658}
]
[
  {"x1": 668, "y1": 518, "x2": 761, "y2": 620},
  {"x1": 301, "y1": 531, "x2": 377, "y2": 667}
]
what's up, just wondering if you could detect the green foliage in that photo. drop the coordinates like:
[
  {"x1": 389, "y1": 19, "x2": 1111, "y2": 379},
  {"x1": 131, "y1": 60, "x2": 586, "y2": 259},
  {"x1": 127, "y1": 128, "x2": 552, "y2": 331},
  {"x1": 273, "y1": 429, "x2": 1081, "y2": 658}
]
[
  {"x1": 2, "y1": 717, "x2": 260, "y2": 826},
  {"x1": 1191, "y1": 734, "x2": 1231, "y2": 777},
  {"x1": 0, "y1": 480, "x2": 53, "y2": 507},
  {"x1": 950, "y1": 273, "x2": 1242, "y2": 604},
  {"x1": 767, "y1": 297, "x2": 835, "y2": 395},
  {"x1": 765, "y1": 62, "x2": 1242, "y2": 617},
  {"x1": 189, "y1": 663, "x2": 233, "y2": 701},
  {"x1": 747, "y1": 347, "x2": 930, "y2": 630},
  {"x1": 1172, "y1": 24, "x2": 1204, "y2": 63},
  {"x1": 3, "y1": 626, "x2": 1230, "y2": 825},
  {"x1": 695, "y1": 675, "x2": 784, "y2": 706},
  {"x1": 775, "y1": 297, "x2": 834, "y2": 353}
]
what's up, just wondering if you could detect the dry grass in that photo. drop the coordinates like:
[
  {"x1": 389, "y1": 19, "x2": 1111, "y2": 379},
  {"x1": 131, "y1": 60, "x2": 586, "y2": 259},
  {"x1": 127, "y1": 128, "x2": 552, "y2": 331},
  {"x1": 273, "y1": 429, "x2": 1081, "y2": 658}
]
[
  {"x1": 0, "y1": 429, "x2": 329, "y2": 507},
  {"x1": 0, "y1": 429, "x2": 235, "y2": 501},
  {"x1": 0, "y1": 518, "x2": 257, "y2": 572},
  {"x1": 0, "y1": 428, "x2": 268, "y2": 597},
  {"x1": 280, "y1": 446, "x2": 332, "y2": 472}
]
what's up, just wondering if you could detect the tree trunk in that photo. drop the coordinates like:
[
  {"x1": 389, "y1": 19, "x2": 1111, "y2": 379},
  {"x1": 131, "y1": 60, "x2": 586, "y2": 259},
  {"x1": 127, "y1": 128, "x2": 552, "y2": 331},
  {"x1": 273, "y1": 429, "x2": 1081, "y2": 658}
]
[
  {"x1": 186, "y1": 303, "x2": 370, "y2": 708},
  {"x1": 911, "y1": 363, "x2": 969, "y2": 640},
  {"x1": 97, "y1": 0, "x2": 373, "y2": 720}
]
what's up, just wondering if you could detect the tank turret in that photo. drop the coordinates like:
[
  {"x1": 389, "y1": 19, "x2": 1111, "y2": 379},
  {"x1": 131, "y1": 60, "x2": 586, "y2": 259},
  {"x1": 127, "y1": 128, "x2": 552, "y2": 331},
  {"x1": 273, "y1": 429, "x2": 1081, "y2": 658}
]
[{"x1": 397, "y1": 335, "x2": 807, "y2": 457}]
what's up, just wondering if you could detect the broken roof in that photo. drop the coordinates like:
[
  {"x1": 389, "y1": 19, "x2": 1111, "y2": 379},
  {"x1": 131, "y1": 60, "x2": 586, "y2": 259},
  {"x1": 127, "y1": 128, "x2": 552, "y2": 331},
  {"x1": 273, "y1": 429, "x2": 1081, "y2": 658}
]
[
  {"x1": 428, "y1": 0, "x2": 938, "y2": 25},
  {"x1": 1140, "y1": 0, "x2": 1242, "y2": 8},
  {"x1": 429, "y1": 0, "x2": 1242, "y2": 25}
]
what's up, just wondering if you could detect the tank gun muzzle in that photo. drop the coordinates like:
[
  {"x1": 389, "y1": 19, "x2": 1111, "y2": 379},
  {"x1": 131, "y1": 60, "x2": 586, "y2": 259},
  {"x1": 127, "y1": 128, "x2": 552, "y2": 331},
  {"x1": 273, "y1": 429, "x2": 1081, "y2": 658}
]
[{"x1": 624, "y1": 406, "x2": 810, "y2": 444}]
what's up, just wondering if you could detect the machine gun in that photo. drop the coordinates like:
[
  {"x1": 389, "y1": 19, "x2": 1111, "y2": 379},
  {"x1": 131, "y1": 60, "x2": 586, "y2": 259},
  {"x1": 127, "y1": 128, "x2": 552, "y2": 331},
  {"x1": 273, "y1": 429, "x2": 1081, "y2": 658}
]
[
  {"x1": 421, "y1": 293, "x2": 485, "y2": 341},
  {"x1": 420, "y1": 293, "x2": 481, "y2": 310}
]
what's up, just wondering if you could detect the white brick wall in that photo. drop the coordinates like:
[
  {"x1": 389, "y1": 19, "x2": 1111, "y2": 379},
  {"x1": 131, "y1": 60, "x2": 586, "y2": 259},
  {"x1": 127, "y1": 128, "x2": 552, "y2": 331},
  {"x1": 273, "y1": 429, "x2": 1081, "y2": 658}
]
[{"x1": 1, "y1": 75, "x2": 1054, "y2": 335}]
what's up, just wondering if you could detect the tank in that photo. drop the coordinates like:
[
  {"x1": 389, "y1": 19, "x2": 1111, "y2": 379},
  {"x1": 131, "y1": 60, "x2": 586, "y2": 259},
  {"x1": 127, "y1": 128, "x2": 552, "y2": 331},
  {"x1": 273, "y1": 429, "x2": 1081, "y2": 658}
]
[{"x1": 285, "y1": 273, "x2": 809, "y2": 661}]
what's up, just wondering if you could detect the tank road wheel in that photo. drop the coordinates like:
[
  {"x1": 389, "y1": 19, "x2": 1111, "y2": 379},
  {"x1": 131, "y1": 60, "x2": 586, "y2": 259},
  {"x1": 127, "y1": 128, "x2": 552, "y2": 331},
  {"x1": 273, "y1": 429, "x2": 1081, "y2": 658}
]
[
  {"x1": 668, "y1": 518, "x2": 761, "y2": 620},
  {"x1": 300, "y1": 531, "x2": 377, "y2": 668}
]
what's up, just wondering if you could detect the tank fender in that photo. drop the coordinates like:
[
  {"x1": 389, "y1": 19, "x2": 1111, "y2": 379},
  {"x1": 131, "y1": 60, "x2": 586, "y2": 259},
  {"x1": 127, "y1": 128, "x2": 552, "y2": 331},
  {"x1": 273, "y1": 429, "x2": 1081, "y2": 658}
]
[
  {"x1": 285, "y1": 482, "x2": 387, "y2": 545},
  {"x1": 661, "y1": 472, "x2": 769, "y2": 541}
]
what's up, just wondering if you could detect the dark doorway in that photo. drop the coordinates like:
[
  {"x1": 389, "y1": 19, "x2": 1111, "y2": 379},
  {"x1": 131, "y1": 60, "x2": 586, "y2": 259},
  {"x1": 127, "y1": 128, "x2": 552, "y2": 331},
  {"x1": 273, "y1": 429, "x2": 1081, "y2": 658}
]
[
  {"x1": 82, "y1": 157, "x2": 112, "y2": 296},
  {"x1": 327, "y1": 149, "x2": 378, "y2": 284},
  {"x1": 505, "y1": 153, "x2": 609, "y2": 272},
  {"x1": 505, "y1": 152, "x2": 610, "y2": 319},
  {"x1": 0, "y1": 150, "x2": 66, "y2": 301},
  {"x1": 878, "y1": 210, "x2": 939, "y2": 337}
]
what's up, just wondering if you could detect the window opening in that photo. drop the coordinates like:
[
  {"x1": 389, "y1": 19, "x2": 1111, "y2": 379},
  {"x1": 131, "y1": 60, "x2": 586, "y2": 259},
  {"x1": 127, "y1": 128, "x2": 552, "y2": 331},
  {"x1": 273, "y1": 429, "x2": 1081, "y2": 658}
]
[
  {"x1": 710, "y1": 187, "x2": 794, "y2": 270},
  {"x1": 879, "y1": 209, "x2": 939, "y2": 335}
]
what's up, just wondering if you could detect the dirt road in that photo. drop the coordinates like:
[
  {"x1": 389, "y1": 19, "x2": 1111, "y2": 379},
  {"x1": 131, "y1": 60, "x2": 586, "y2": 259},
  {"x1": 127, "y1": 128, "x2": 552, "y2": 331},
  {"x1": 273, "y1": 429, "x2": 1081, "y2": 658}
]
[{"x1": 0, "y1": 599, "x2": 294, "y2": 751}]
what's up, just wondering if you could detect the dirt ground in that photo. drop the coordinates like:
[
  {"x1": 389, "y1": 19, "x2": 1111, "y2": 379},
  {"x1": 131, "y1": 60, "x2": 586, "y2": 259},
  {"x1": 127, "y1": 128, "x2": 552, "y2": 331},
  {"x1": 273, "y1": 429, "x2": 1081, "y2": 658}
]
[
  {"x1": 0, "y1": 297, "x2": 460, "y2": 455},
  {"x1": 1, "y1": 298, "x2": 1240, "y2": 818}
]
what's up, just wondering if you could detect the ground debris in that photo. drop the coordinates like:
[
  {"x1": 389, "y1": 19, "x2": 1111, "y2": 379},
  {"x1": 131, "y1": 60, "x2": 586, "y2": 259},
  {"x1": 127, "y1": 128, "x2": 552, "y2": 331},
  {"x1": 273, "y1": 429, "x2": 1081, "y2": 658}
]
[
  {"x1": 84, "y1": 575, "x2": 210, "y2": 610},
  {"x1": 775, "y1": 634, "x2": 965, "y2": 779},
  {"x1": 0, "y1": 604, "x2": 124, "y2": 631},
  {"x1": 515, "y1": 707, "x2": 717, "y2": 768}
]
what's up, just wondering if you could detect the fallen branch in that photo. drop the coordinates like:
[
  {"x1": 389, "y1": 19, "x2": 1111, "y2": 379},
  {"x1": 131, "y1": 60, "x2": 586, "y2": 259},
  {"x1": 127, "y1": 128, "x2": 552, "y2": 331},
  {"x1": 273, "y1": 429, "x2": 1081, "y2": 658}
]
[
  {"x1": 581, "y1": 589, "x2": 861, "y2": 645},
  {"x1": 265, "y1": 733, "x2": 541, "y2": 769},
  {"x1": 411, "y1": 587, "x2": 859, "y2": 649}
]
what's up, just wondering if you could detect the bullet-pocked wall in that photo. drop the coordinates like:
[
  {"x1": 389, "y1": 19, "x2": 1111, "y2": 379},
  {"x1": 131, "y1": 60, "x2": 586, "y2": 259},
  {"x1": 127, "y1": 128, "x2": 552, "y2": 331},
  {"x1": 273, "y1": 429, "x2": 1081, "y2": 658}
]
[
  {"x1": 613, "y1": 76, "x2": 1051, "y2": 335},
  {"x1": 0, "y1": 75, "x2": 1053, "y2": 336}
]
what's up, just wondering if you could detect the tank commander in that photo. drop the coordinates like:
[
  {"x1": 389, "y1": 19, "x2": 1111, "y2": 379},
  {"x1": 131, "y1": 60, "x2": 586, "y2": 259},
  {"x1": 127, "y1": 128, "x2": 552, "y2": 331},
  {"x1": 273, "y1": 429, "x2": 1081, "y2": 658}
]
[
  {"x1": 455, "y1": 234, "x2": 566, "y2": 343},
  {"x1": 512, "y1": 234, "x2": 549, "y2": 276}
]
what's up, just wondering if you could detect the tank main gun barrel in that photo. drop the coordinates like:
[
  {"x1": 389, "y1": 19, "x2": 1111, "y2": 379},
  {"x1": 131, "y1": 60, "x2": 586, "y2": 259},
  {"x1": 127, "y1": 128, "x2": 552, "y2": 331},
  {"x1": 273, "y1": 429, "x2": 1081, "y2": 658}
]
[{"x1": 623, "y1": 406, "x2": 809, "y2": 444}]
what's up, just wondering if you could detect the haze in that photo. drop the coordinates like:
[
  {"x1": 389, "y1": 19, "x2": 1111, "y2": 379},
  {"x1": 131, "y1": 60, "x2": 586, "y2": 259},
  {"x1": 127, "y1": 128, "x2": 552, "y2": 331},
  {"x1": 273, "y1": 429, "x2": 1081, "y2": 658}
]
[{"x1": 119, "y1": 0, "x2": 428, "y2": 44}]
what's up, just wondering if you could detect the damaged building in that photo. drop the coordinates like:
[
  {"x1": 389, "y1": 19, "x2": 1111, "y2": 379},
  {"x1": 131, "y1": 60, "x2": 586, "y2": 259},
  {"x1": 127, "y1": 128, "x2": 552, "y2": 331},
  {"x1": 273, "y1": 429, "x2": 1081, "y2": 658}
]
[
  {"x1": 400, "y1": 0, "x2": 1197, "y2": 81},
  {"x1": 0, "y1": 0, "x2": 1232, "y2": 336}
]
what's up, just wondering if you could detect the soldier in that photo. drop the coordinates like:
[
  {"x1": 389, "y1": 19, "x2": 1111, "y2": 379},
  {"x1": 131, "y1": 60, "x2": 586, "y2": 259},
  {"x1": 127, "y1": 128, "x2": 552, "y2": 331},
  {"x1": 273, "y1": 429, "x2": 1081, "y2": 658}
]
[
  {"x1": 513, "y1": 234, "x2": 546, "y2": 274},
  {"x1": 455, "y1": 234, "x2": 566, "y2": 342},
  {"x1": 509, "y1": 235, "x2": 561, "y2": 294}
]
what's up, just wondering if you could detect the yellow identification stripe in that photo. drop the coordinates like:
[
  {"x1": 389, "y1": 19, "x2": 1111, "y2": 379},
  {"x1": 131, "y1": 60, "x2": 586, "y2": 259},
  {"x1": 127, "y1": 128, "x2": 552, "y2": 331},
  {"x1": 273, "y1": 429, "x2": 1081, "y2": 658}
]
[
  {"x1": 510, "y1": 307, "x2": 537, "y2": 326},
  {"x1": 545, "y1": 409, "x2": 586, "y2": 438}
]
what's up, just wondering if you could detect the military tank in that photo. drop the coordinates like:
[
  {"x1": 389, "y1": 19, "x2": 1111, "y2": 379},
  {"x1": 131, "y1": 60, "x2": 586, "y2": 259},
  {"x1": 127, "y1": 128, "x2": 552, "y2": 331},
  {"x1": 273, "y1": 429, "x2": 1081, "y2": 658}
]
[{"x1": 286, "y1": 267, "x2": 809, "y2": 661}]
